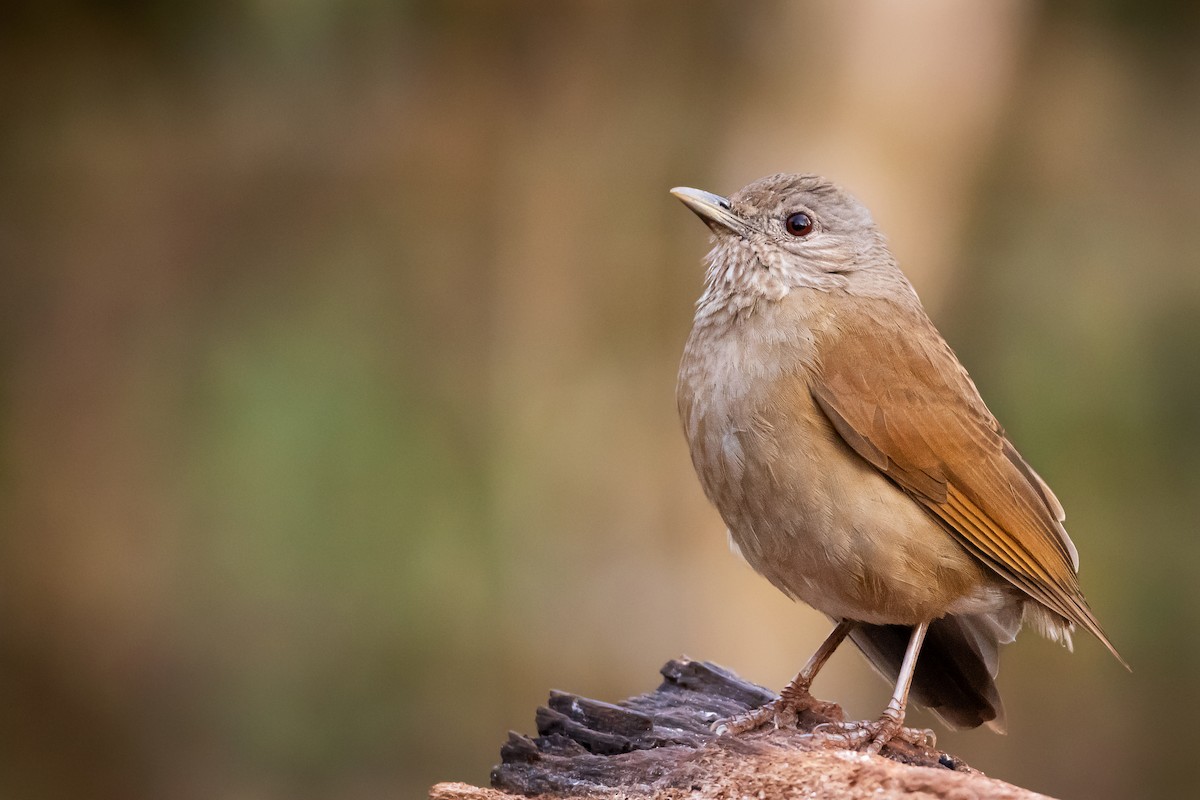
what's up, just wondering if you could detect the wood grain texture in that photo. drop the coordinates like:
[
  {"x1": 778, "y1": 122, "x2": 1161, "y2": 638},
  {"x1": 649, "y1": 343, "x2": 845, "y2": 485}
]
[{"x1": 429, "y1": 657, "x2": 1054, "y2": 800}]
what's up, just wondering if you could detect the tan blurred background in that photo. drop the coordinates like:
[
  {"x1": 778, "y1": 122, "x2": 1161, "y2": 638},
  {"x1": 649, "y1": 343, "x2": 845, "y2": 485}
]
[{"x1": 2, "y1": 1, "x2": 1198, "y2": 798}]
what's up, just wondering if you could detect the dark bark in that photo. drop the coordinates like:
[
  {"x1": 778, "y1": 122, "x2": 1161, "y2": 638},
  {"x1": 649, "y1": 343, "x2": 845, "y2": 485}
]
[{"x1": 430, "y1": 657, "x2": 1052, "y2": 800}]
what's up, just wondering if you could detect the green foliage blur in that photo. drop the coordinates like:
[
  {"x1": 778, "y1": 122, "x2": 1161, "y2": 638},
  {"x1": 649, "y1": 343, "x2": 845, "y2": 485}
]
[{"x1": 2, "y1": 2, "x2": 1198, "y2": 798}]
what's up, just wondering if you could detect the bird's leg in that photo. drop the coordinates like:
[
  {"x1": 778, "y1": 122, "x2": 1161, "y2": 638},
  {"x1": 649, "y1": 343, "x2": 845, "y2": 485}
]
[
  {"x1": 814, "y1": 621, "x2": 936, "y2": 753},
  {"x1": 713, "y1": 619, "x2": 854, "y2": 735}
]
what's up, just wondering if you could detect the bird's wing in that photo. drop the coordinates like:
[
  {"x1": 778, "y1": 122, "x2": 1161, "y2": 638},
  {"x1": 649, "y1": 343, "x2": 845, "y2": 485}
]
[{"x1": 808, "y1": 296, "x2": 1124, "y2": 665}]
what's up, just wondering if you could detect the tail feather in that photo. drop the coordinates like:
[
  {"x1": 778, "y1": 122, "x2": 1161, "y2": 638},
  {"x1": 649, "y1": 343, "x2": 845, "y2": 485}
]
[{"x1": 849, "y1": 612, "x2": 1013, "y2": 732}]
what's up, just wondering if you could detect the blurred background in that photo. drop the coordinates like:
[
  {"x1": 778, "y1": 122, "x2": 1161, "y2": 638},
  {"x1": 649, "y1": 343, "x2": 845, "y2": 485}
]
[{"x1": 2, "y1": 1, "x2": 1198, "y2": 798}]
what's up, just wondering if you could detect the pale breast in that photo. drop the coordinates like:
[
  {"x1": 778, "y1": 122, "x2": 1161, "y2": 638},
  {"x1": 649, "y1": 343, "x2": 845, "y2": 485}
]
[{"x1": 678, "y1": 293, "x2": 1000, "y2": 625}]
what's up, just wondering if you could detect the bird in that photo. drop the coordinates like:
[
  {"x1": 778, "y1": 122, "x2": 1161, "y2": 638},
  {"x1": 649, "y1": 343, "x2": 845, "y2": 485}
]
[{"x1": 671, "y1": 173, "x2": 1126, "y2": 754}]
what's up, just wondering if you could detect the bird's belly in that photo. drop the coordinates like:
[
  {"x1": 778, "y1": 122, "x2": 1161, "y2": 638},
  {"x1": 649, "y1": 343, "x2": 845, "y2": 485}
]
[
  {"x1": 729, "y1": 477, "x2": 996, "y2": 626},
  {"x1": 690, "y1": 389, "x2": 997, "y2": 626}
]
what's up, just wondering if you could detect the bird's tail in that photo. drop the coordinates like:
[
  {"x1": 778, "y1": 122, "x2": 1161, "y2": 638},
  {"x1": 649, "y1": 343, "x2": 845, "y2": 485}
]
[{"x1": 848, "y1": 610, "x2": 1020, "y2": 732}]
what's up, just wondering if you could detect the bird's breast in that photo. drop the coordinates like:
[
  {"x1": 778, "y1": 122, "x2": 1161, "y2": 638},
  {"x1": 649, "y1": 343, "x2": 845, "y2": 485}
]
[{"x1": 677, "y1": 294, "x2": 995, "y2": 624}]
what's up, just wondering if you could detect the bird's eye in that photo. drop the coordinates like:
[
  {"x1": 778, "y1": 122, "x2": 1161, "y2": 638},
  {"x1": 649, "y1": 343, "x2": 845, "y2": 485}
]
[{"x1": 785, "y1": 212, "x2": 814, "y2": 237}]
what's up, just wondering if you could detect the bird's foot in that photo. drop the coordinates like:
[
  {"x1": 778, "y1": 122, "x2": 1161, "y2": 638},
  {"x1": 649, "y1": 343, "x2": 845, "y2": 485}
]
[
  {"x1": 811, "y1": 712, "x2": 935, "y2": 754},
  {"x1": 711, "y1": 684, "x2": 844, "y2": 735}
]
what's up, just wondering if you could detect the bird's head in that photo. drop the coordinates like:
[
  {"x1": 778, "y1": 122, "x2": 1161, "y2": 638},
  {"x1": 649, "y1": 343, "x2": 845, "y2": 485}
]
[{"x1": 672, "y1": 173, "x2": 900, "y2": 312}]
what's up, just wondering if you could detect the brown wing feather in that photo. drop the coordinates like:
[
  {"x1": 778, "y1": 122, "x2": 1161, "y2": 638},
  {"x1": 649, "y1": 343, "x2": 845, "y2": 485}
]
[{"x1": 809, "y1": 296, "x2": 1125, "y2": 667}]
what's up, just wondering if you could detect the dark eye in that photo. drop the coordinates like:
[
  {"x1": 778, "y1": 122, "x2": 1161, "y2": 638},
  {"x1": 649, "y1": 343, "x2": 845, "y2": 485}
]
[{"x1": 785, "y1": 212, "x2": 813, "y2": 237}]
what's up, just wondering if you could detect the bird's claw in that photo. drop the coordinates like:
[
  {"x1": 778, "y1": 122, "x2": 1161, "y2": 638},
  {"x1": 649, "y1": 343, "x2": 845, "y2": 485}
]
[
  {"x1": 710, "y1": 688, "x2": 842, "y2": 735},
  {"x1": 711, "y1": 698, "x2": 798, "y2": 735},
  {"x1": 811, "y1": 716, "x2": 936, "y2": 754}
]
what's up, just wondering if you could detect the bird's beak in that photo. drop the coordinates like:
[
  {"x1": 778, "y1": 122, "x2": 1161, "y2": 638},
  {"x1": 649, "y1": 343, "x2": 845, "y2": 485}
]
[{"x1": 670, "y1": 187, "x2": 749, "y2": 235}]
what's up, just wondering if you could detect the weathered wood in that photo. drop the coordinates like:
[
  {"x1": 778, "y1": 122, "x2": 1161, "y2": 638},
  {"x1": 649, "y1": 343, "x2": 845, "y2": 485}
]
[{"x1": 430, "y1": 657, "x2": 1052, "y2": 800}]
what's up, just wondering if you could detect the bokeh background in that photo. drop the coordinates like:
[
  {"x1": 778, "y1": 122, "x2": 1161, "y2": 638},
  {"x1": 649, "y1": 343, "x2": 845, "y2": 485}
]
[{"x1": 2, "y1": 1, "x2": 1199, "y2": 798}]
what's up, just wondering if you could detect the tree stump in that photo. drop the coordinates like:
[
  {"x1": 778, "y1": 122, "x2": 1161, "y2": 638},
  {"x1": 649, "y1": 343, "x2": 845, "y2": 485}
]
[{"x1": 429, "y1": 657, "x2": 1052, "y2": 800}]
